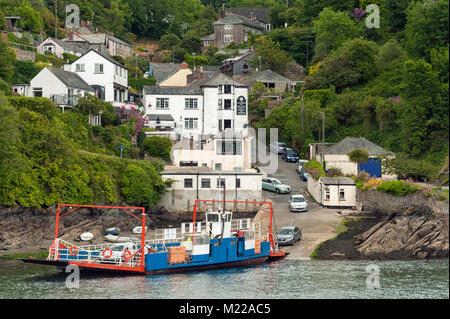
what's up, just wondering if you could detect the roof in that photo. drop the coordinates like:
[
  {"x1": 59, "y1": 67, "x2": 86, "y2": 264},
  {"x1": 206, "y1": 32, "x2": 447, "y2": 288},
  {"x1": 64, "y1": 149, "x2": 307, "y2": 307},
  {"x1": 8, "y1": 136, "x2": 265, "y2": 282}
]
[
  {"x1": 150, "y1": 63, "x2": 184, "y2": 84},
  {"x1": 64, "y1": 33, "x2": 130, "y2": 47},
  {"x1": 224, "y1": 8, "x2": 270, "y2": 24},
  {"x1": 143, "y1": 86, "x2": 203, "y2": 96},
  {"x1": 45, "y1": 38, "x2": 88, "y2": 54},
  {"x1": 213, "y1": 14, "x2": 265, "y2": 30},
  {"x1": 146, "y1": 114, "x2": 174, "y2": 121},
  {"x1": 189, "y1": 73, "x2": 246, "y2": 88},
  {"x1": 200, "y1": 33, "x2": 215, "y2": 41},
  {"x1": 245, "y1": 69, "x2": 292, "y2": 83},
  {"x1": 162, "y1": 166, "x2": 261, "y2": 176},
  {"x1": 69, "y1": 49, "x2": 125, "y2": 67},
  {"x1": 48, "y1": 68, "x2": 94, "y2": 91},
  {"x1": 321, "y1": 177, "x2": 356, "y2": 186},
  {"x1": 324, "y1": 137, "x2": 390, "y2": 156}
]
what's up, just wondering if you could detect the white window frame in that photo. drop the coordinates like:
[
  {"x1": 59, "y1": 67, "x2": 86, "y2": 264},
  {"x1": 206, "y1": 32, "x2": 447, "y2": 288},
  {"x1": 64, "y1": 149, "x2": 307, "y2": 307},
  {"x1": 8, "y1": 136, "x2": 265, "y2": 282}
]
[
  {"x1": 156, "y1": 98, "x2": 169, "y2": 109},
  {"x1": 184, "y1": 118, "x2": 198, "y2": 130},
  {"x1": 224, "y1": 34, "x2": 233, "y2": 43},
  {"x1": 185, "y1": 98, "x2": 198, "y2": 109},
  {"x1": 224, "y1": 24, "x2": 233, "y2": 30},
  {"x1": 75, "y1": 63, "x2": 85, "y2": 72},
  {"x1": 94, "y1": 63, "x2": 104, "y2": 74}
]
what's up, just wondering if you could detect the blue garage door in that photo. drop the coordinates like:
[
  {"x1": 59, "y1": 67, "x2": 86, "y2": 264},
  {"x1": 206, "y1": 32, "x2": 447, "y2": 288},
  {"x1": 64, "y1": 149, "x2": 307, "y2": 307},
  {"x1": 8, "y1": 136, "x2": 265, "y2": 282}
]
[{"x1": 359, "y1": 158, "x2": 381, "y2": 178}]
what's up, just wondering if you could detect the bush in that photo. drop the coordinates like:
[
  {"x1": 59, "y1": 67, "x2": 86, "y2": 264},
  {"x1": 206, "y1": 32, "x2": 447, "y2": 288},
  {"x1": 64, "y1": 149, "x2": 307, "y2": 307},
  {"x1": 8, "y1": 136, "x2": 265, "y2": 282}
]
[
  {"x1": 304, "y1": 160, "x2": 326, "y2": 180},
  {"x1": 376, "y1": 180, "x2": 419, "y2": 196},
  {"x1": 326, "y1": 167, "x2": 343, "y2": 177},
  {"x1": 142, "y1": 136, "x2": 172, "y2": 162}
]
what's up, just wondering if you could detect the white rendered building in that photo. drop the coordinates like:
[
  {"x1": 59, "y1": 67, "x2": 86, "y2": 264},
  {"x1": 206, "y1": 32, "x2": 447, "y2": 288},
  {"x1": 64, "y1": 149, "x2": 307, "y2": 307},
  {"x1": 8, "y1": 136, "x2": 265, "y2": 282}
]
[{"x1": 142, "y1": 73, "x2": 249, "y2": 139}]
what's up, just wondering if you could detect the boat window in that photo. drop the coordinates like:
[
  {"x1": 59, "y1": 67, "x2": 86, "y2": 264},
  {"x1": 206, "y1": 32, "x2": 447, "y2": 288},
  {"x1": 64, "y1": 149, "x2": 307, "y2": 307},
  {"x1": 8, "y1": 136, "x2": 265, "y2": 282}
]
[
  {"x1": 207, "y1": 213, "x2": 219, "y2": 222},
  {"x1": 111, "y1": 245, "x2": 124, "y2": 251}
]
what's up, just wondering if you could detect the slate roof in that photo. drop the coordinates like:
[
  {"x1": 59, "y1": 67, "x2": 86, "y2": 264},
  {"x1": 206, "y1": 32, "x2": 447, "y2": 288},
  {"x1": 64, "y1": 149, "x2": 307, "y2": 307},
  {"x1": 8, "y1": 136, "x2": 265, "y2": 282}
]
[
  {"x1": 143, "y1": 85, "x2": 203, "y2": 96},
  {"x1": 146, "y1": 114, "x2": 174, "y2": 121},
  {"x1": 321, "y1": 177, "x2": 356, "y2": 185},
  {"x1": 245, "y1": 69, "x2": 292, "y2": 83},
  {"x1": 200, "y1": 33, "x2": 215, "y2": 41},
  {"x1": 45, "y1": 37, "x2": 88, "y2": 54},
  {"x1": 324, "y1": 137, "x2": 390, "y2": 156},
  {"x1": 189, "y1": 73, "x2": 246, "y2": 88},
  {"x1": 224, "y1": 8, "x2": 270, "y2": 24},
  {"x1": 150, "y1": 63, "x2": 185, "y2": 84},
  {"x1": 213, "y1": 14, "x2": 265, "y2": 30},
  {"x1": 69, "y1": 48, "x2": 126, "y2": 67},
  {"x1": 49, "y1": 68, "x2": 94, "y2": 91},
  {"x1": 64, "y1": 33, "x2": 131, "y2": 47}
]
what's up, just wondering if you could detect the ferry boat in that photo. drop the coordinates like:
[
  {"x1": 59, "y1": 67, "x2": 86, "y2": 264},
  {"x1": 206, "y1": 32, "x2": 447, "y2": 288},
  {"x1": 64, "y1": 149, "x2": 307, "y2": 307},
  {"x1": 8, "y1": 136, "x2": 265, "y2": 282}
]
[{"x1": 23, "y1": 200, "x2": 286, "y2": 275}]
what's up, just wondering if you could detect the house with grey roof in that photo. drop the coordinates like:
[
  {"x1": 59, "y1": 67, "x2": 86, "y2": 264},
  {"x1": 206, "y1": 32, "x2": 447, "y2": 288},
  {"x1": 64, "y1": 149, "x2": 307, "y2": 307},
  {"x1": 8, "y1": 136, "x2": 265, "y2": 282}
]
[
  {"x1": 13, "y1": 67, "x2": 94, "y2": 111},
  {"x1": 220, "y1": 50, "x2": 255, "y2": 77},
  {"x1": 315, "y1": 137, "x2": 396, "y2": 179},
  {"x1": 36, "y1": 37, "x2": 89, "y2": 59},
  {"x1": 243, "y1": 69, "x2": 301, "y2": 91},
  {"x1": 150, "y1": 62, "x2": 193, "y2": 87},
  {"x1": 142, "y1": 73, "x2": 249, "y2": 139},
  {"x1": 307, "y1": 176, "x2": 357, "y2": 208},
  {"x1": 211, "y1": 13, "x2": 266, "y2": 49}
]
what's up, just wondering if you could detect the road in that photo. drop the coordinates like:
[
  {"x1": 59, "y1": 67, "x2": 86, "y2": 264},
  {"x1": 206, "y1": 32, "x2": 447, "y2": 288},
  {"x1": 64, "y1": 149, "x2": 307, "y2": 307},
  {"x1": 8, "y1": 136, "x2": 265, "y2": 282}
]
[{"x1": 259, "y1": 153, "x2": 344, "y2": 260}]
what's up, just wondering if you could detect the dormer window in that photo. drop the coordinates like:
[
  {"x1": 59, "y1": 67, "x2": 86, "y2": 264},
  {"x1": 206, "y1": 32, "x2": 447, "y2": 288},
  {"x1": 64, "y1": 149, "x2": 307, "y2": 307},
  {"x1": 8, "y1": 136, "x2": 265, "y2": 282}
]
[{"x1": 224, "y1": 24, "x2": 233, "y2": 30}]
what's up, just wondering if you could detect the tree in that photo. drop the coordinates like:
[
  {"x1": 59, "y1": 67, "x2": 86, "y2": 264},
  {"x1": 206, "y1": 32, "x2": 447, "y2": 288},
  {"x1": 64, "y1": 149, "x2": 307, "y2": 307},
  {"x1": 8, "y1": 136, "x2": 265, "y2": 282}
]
[
  {"x1": 249, "y1": 37, "x2": 292, "y2": 74},
  {"x1": 0, "y1": 39, "x2": 15, "y2": 82},
  {"x1": 347, "y1": 148, "x2": 369, "y2": 173},
  {"x1": 158, "y1": 33, "x2": 181, "y2": 51},
  {"x1": 312, "y1": 8, "x2": 359, "y2": 61},
  {"x1": 142, "y1": 136, "x2": 172, "y2": 162}
]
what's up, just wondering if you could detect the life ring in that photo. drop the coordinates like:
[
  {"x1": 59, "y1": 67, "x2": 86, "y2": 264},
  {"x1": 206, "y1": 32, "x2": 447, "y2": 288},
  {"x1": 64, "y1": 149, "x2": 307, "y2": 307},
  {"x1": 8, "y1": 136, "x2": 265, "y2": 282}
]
[
  {"x1": 69, "y1": 245, "x2": 78, "y2": 256},
  {"x1": 123, "y1": 249, "x2": 132, "y2": 260},
  {"x1": 102, "y1": 247, "x2": 113, "y2": 258}
]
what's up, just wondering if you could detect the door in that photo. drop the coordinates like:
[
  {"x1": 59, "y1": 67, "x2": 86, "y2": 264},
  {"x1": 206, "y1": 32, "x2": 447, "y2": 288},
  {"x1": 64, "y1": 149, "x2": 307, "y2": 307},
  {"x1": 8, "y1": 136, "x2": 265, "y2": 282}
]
[{"x1": 359, "y1": 158, "x2": 382, "y2": 178}]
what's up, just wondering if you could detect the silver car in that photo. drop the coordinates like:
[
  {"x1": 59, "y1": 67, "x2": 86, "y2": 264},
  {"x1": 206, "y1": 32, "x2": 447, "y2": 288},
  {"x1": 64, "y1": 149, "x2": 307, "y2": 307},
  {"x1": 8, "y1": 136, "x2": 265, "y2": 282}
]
[
  {"x1": 269, "y1": 142, "x2": 287, "y2": 154},
  {"x1": 276, "y1": 226, "x2": 302, "y2": 246},
  {"x1": 289, "y1": 194, "x2": 308, "y2": 212},
  {"x1": 262, "y1": 177, "x2": 291, "y2": 194}
]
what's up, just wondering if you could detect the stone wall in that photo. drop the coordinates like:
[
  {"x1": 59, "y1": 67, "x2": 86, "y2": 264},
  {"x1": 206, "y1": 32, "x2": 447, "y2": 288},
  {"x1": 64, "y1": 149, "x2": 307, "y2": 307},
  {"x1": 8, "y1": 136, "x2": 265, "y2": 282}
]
[{"x1": 12, "y1": 47, "x2": 36, "y2": 62}]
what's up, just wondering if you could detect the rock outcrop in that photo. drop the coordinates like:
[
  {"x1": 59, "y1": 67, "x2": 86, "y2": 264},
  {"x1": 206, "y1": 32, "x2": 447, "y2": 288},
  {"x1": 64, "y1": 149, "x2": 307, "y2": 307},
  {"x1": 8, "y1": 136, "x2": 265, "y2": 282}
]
[{"x1": 355, "y1": 205, "x2": 449, "y2": 259}]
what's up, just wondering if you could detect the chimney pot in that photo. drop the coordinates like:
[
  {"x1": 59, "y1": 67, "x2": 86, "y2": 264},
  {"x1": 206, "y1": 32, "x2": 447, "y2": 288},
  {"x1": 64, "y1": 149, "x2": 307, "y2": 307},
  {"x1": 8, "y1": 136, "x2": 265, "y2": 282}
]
[{"x1": 181, "y1": 62, "x2": 189, "y2": 69}]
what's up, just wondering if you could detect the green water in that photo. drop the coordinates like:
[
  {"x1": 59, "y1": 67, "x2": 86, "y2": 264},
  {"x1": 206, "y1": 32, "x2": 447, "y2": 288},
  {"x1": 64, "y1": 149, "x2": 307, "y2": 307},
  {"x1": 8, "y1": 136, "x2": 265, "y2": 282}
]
[{"x1": 0, "y1": 258, "x2": 448, "y2": 299}]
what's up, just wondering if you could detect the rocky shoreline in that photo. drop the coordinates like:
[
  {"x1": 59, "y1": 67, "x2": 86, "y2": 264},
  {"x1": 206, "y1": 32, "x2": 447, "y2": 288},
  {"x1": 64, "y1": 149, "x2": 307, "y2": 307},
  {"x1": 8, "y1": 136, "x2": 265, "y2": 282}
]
[
  {"x1": 0, "y1": 205, "x2": 256, "y2": 256},
  {"x1": 312, "y1": 190, "x2": 449, "y2": 260}
]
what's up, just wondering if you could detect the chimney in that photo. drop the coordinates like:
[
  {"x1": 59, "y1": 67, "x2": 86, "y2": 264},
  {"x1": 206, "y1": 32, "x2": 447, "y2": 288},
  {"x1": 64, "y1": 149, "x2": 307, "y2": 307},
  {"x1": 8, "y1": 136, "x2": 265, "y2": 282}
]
[
  {"x1": 181, "y1": 61, "x2": 189, "y2": 69},
  {"x1": 81, "y1": 20, "x2": 85, "y2": 28},
  {"x1": 218, "y1": 9, "x2": 222, "y2": 20},
  {"x1": 68, "y1": 30, "x2": 73, "y2": 40}
]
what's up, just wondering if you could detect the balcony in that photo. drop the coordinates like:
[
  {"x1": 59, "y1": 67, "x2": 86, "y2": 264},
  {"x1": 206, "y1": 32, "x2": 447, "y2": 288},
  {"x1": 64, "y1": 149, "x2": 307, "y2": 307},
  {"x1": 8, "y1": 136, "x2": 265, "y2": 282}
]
[{"x1": 50, "y1": 94, "x2": 79, "y2": 106}]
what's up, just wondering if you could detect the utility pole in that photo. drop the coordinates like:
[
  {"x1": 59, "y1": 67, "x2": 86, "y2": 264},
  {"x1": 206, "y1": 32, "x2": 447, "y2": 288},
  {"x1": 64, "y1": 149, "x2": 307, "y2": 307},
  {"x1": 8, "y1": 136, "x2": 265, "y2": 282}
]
[
  {"x1": 55, "y1": 0, "x2": 57, "y2": 38},
  {"x1": 321, "y1": 111, "x2": 325, "y2": 144},
  {"x1": 301, "y1": 94, "x2": 304, "y2": 130}
]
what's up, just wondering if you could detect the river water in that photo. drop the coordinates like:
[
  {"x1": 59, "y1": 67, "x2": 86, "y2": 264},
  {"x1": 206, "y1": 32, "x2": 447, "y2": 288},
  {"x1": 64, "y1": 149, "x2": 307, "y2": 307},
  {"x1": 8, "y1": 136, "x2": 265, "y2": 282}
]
[{"x1": 0, "y1": 258, "x2": 448, "y2": 299}]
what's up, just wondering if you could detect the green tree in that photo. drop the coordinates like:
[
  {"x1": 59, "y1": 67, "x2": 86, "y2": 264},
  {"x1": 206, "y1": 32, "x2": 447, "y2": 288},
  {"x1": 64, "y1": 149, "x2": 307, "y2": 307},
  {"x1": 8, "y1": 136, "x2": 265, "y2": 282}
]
[
  {"x1": 142, "y1": 136, "x2": 172, "y2": 162},
  {"x1": 347, "y1": 148, "x2": 369, "y2": 173},
  {"x1": 312, "y1": 7, "x2": 359, "y2": 60},
  {"x1": 158, "y1": 33, "x2": 181, "y2": 50},
  {"x1": 0, "y1": 39, "x2": 15, "y2": 82},
  {"x1": 249, "y1": 37, "x2": 292, "y2": 74}
]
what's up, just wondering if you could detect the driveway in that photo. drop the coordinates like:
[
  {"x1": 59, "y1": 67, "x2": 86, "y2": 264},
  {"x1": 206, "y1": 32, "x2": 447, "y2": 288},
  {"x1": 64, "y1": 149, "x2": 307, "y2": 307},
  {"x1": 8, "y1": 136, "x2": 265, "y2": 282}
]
[{"x1": 258, "y1": 153, "x2": 344, "y2": 260}]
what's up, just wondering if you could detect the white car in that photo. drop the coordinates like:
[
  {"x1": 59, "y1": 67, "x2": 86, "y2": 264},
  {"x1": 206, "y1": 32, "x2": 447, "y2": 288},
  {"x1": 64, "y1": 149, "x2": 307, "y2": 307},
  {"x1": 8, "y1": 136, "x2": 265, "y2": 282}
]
[
  {"x1": 262, "y1": 177, "x2": 291, "y2": 194},
  {"x1": 289, "y1": 194, "x2": 308, "y2": 212},
  {"x1": 296, "y1": 160, "x2": 309, "y2": 174},
  {"x1": 269, "y1": 142, "x2": 287, "y2": 154},
  {"x1": 97, "y1": 242, "x2": 138, "y2": 264}
]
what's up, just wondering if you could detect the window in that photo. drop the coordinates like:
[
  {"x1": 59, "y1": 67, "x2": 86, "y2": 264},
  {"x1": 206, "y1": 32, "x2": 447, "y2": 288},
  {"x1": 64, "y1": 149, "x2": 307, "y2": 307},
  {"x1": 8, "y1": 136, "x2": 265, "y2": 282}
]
[
  {"x1": 218, "y1": 85, "x2": 222, "y2": 94},
  {"x1": 115, "y1": 65, "x2": 119, "y2": 75},
  {"x1": 324, "y1": 187, "x2": 330, "y2": 201},
  {"x1": 224, "y1": 85, "x2": 232, "y2": 94},
  {"x1": 339, "y1": 188, "x2": 345, "y2": 201},
  {"x1": 218, "y1": 119, "x2": 223, "y2": 131},
  {"x1": 92, "y1": 85, "x2": 105, "y2": 100},
  {"x1": 218, "y1": 99, "x2": 222, "y2": 109},
  {"x1": 217, "y1": 178, "x2": 225, "y2": 188},
  {"x1": 156, "y1": 98, "x2": 169, "y2": 109},
  {"x1": 94, "y1": 63, "x2": 104, "y2": 73},
  {"x1": 33, "y1": 88, "x2": 42, "y2": 97},
  {"x1": 224, "y1": 99, "x2": 232, "y2": 110},
  {"x1": 215, "y1": 163, "x2": 222, "y2": 171},
  {"x1": 216, "y1": 140, "x2": 242, "y2": 155},
  {"x1": 224, "y1": 119, "x2": 232, "y2": 129},
  {"x1": 184, "y1": 178, "x2": 193, "y2": 188},
  {"x1": 224, "y1": 24, "x2": 233, "y2": 30},
  {"x1": 180, "y1": 161, "x2": 198, "y2": 167},
  {"x1": 184, "y1": 118, "x2": 198, "y2": 130},
  {"x1": 236, "y1": 178, "x2": 241, "y2": 188},
  {"x1": 75, "y1": 64, "x2": 85, "y2": 72},
  {"x1": 201, "y1": 179, "x2": 211, "y2": 188},
  {"x1": 224, "y1": 34, "x2": 233, "y2": 42},
  {"x1": 185, "y1": 98, "x2": 198, "y2": 109}
]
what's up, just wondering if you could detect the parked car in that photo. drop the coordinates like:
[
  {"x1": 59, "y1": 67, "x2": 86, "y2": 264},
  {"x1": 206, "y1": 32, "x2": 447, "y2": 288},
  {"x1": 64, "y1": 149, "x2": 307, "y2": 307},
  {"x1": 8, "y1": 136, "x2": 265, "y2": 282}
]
[
  {"x1": 282, "y1": 148, "x2": 299, "y2": 162},
  {"x1": 289, "y1": 194, "x2": 308, "y2": 212},
  {"x1": 262, "y1": 177, "x2": 291, "y2": 194},
  {"x1": 97, "y1": 242, "x2": 138, "y2": 264},
  {"x1": 269, "y1": 141, "x2": 287, "y2": 154},
  {"x1": 300, "y1": 169, "x2": 309, "y2": 181},
  {"x1": 296, "y1": 160, "x2": 308, "y2": 174},
  {"x1": 276, "y1": 226, "x2": 302, "y2": 246}
]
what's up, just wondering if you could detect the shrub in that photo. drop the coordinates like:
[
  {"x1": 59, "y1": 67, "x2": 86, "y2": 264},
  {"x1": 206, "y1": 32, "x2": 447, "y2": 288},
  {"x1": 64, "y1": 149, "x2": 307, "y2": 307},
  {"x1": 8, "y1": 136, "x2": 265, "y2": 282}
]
[
  {"x1": 326, "y1": 167, "x2": 343, "y2": 177},
  {"x1": 304, "y1": 160, "x2": 325, "y2": 180},
  {"x1": 376, "y1": 180, "x2": 419, "y2": 196},
  {"x1": 142, "y1": 136, "x2": 172, "y2": 162}
]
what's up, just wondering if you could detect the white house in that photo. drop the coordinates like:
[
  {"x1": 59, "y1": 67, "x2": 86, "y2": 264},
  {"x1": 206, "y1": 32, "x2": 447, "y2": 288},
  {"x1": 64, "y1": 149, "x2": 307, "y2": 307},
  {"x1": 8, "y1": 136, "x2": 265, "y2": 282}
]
[
  {"x1": 13, "y1": 67, "x2": 94, "y2": 110},
  {"x1": 171, "y1": 129, "x2": 254, "y2": 172},
  {"x1": 307, "y1": 177, "x2": 356, "y2": 208},
  {"x1": 64, "y1": 49, "x2": 130, "y2": 108},
  {"x1": 142, "y1": 73, "x2": 249, "y2": 139},
  {"x1": 159, "y1": 166, "x2": 263, "y2": 212},
  {"x1": 314, "y1": 137, "x2": 396, "y2": 179}
]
